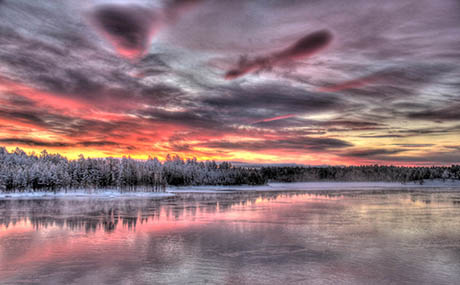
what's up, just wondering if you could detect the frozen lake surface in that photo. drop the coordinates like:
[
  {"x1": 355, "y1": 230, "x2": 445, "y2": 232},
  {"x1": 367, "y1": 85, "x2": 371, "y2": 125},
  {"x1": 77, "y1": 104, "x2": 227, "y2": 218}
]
[
  {"x1": 168, "y1": 180, "x2": 460, "y2": 193},
  {"x1": 3, "y1": 180, "x2": 460, "y2": 199},
  {"x1": 1, "y1": 188, "x2": 460, "y2": 284}
]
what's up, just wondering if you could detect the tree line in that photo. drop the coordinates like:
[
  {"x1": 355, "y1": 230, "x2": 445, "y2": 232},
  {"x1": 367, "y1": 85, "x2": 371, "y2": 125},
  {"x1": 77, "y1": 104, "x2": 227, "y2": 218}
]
[
  {"x1": 260, "y1": 165, "x2": 460, "y2": 183},
  {"x1": 0, "y1": 147, "x2": 265, "y2": 193},
  {"x1": 0, "y1": 147, "x2": 459, "y2": 193}
]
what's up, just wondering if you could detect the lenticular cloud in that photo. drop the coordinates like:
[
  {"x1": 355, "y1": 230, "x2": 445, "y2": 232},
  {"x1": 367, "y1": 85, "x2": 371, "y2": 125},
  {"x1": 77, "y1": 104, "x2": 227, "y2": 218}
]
[
  {"x1": 89, "y1": 5, "x2": 157, "y2": 60},
  {"x1": 88, "y1": 1, "x2": 205, "y2": 60},
  {"x1": 225, "y1": 30, "x2": 333, "y2": 80}
]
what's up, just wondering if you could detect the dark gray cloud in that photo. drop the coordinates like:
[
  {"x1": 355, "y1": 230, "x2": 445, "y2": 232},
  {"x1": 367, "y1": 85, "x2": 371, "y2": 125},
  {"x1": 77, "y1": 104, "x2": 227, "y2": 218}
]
[
  {"x1": 342, "y1": 148, "x2": 409, "y2": 158},
  {"x1": 202, "y1": 84, "x2": 347, "y2": 118},
  {"x1": 358, "y1": 134, "x2": 405, "y2": 138},
  {"x1": 372, "y1": 152, "x2": 460, "y2": 164},
  {"x1": 393, "y1": 144, "x2": 435, "y2": 148},
  {"x1": 0, "y1": 138, "x2": 132, "y2": 149},
  {"x1": 396, "y1": 125, "x2": 460, "y2": 136},
  {"x1": 89, "y1": 4, "x2": 156, "y2": 59},
  {"x1": 0, "y1": 138, "x2": 72, "y2": 148},
  {"x1": 252, "y1": 118, "x2": 385, "y2": 132},
  {"x1": 407, "y1": 104, "x2": 460, "y2": 122},
  {"x1": 199, "y1": 137, "x2": 352, "y2": 152},
  {"x1": 225, "y1": 30, "x2": 333, "y2": 79},
  {"x1": 78, "y1": 141, "x2": 120, "y2": 147},
  {"x1": 319, "y1": 65, "x2": 454, "y2": 104}
]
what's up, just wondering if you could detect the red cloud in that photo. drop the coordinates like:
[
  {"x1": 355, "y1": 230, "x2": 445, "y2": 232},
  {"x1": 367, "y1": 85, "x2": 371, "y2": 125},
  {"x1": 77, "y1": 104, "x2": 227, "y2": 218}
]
[
  {"x1": 252, "y1": 114, "x2": 296, "y2": 124},
  {"x1": 317, "y1": 74, "x2": 381, "y2": 93}
]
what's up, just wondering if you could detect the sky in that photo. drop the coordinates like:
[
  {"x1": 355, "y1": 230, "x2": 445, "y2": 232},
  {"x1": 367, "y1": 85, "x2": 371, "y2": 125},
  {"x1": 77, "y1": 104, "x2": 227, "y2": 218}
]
[{"x1": 0, "y1": 0, "x2": 460, "y2": 165}]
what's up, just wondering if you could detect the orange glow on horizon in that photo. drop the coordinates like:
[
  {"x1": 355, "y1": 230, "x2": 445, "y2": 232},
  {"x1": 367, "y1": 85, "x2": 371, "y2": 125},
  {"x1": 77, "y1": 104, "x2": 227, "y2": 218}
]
[{"x1": 1, "y1": 76, "x2": 457, "y2": 167}]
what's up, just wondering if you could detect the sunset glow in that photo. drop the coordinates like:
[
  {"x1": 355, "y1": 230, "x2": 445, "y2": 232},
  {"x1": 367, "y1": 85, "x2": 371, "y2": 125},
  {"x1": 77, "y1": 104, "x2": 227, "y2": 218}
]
[{"x1": 0, "y1": 0, "x2": 459, "y2": 165}]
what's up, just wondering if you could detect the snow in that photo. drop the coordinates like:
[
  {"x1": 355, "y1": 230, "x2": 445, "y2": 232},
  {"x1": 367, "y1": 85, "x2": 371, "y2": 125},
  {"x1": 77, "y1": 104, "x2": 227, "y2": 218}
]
[
  {"x1": 0, "y1": 190, "x2": 175, "y2": 200},
  {"x1": 167, "y1": 180, "x2": 460, "y2": 193},
  {"x1": 2, "y1": 180, "x2": 460, "y2": 199}
]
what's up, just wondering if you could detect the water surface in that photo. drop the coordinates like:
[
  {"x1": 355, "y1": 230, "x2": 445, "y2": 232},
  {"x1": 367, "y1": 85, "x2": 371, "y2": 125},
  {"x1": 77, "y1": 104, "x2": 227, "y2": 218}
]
[{"x1": 1, "y1": 190, "x2": 460, "y2": 284}]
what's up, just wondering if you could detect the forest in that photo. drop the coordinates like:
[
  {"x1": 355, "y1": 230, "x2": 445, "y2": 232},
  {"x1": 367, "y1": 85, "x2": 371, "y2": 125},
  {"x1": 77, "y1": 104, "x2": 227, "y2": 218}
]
[{"x1": 0, "y1": 147, "x2": 459, "y2": 193}]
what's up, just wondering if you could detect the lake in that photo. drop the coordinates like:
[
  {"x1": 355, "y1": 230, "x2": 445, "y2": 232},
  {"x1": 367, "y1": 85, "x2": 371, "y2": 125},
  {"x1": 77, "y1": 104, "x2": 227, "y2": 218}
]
[{"x1": 1, "y1": 189, "x2": 460, "y2": 284}]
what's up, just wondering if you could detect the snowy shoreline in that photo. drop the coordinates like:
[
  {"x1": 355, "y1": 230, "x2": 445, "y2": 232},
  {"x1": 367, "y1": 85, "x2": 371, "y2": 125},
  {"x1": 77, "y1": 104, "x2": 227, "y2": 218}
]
[
  {"x1": 167, "y1": 180, "x2": 460, "y2": 193},
  {"x1": 1, "y1": 180, "x2": 460, "y2": 199},
  {"x1": 0, "y1": 191, "x2": 175, "y2": 200}
]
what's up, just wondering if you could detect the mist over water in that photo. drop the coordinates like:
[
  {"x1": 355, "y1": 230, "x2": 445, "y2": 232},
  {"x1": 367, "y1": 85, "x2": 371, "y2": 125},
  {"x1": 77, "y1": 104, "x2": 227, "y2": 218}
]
[{"x1": 1, "y1": 191, "x2": 460, "y2": 284}]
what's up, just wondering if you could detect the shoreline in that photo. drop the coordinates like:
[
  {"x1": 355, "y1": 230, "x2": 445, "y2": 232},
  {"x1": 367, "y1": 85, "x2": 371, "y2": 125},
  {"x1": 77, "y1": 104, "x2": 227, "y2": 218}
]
[
  {"x1": 0, "y1": 191, "x2": 175, "y2": 200},
  {"x1": 168, "y1": 180, "x2": 460, "y2": 193},
  {"x1": 1, "y1": 180, "x2": 460, "y2": 199}
]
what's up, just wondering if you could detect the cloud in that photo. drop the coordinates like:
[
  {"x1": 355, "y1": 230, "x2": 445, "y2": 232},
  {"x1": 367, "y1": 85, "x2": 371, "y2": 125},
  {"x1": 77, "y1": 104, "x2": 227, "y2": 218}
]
[
  {"x1": 89, "y1": 4, "x2": 157, "y2": 60},
  {"x1": 87, "y1": 1, "x2": 205, "y2": 60},
  {"x1": 78, "y1": 141, "x2": 119, "y2": 147},
  {"x1": 371, "y1": 152, "x2": 460, "y2": 165},
  {"x1": 199, "y1": 136, "x2": 352, "y2": 152},
  {"x1": 407, "y1": 104, "x2": 460, "y2": 122},
  {"x1": 317, "y1": 65, "x2": 454, "y2": 102},
  {"x1": 317, "y1": 73, "x2": 381, "y2": 93},
  {"x1": 341, "y1": 148, "x2": 409, "y2": 158},
  {"x1": 393, "y1": 144, "x2": 434, "y2": 148},
  {"x1": 358, "y1": 134, "x2": 405, "y2": 138},
  {"x1": 1, "y1": 0, "x2": 460, "y2": 164},
  {"x1": 0, "y1": 138, "x2": 72, "y2": 148},
  {"x1": 165, "y1": 0, "x2": 204, "y2": 22},
  {"x1": 202, "y1": 84, "x2": 346, "y2": 118},
  {"x1": 252, "y1": 114, "x2": 296, "y2": 124},
  {"x1": 276, "y1": 30, "x2": 333, "y2": 61},
  {"x1": 225, "y1": 30, "x2": 333, "y2": 79},
  {"x1": 0, "y1": 138, "x2": 134, "y2": 150}
]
